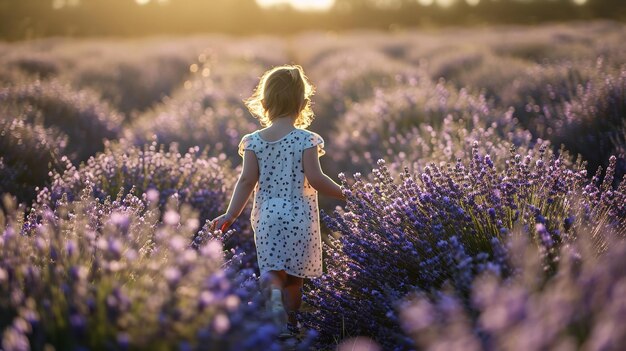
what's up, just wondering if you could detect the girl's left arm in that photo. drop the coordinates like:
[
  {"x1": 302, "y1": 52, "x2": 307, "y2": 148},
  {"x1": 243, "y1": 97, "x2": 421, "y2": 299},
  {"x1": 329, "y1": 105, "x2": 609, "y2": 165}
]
[{"x1": 210, "y1": 150, "x2": 259, "y2": 232}]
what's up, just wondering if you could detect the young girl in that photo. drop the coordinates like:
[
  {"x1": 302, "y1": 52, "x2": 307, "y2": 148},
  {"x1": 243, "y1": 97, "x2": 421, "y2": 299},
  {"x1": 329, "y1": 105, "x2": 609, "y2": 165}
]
[{"x1": 209, "y1": 64, "x2": 345, "y2": 338}]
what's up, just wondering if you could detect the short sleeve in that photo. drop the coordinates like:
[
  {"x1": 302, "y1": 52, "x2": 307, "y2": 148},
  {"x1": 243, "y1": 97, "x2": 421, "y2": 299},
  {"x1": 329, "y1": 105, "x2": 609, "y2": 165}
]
[
  {"x1": 303, "y1": 131, "x2": 325, "y2": 157},
  {"x1": 238, "y1": 133, "x2": 254, "y2": 158}
]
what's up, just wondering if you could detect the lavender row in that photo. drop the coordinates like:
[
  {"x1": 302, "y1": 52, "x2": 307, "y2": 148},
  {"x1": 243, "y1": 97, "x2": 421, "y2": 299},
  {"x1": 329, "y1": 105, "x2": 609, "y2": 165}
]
[
  {"x1": 0, "y1": 79, "x2": 123, "y2": 163},
  {"x1": 34, "y1": 139, "x2": 258, "y2": 272},
  {"x1": 301, "y1": 142, "x2": 625, "y2": 350},
  {"x1": 0, "y1": 190, "x2": 315, "y2": 351}
]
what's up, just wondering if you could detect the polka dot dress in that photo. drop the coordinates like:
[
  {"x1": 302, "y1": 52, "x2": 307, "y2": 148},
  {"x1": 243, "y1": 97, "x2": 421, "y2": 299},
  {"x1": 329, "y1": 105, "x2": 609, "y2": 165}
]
[{"x1": 238, "y1": 128, "x2": 325, "y2": 278}]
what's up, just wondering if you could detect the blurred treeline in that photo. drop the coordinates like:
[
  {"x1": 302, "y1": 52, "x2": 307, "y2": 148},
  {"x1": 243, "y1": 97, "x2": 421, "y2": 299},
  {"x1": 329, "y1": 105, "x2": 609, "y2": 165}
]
[{"x1": 0, "y1": 0, "x2": 625, "y2": 41}]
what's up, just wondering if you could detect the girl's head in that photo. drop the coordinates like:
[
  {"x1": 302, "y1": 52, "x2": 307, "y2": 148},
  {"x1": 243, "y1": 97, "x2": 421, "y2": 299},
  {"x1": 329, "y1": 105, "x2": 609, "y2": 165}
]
[{"x1": 244, "y1": 64, "x2": 315, "y2": 128}]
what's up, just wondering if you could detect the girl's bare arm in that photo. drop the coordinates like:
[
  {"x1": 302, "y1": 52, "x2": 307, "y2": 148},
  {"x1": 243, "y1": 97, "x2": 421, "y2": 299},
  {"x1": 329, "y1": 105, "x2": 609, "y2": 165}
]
[
  {"x1": 210, "y1": 150, "x2": 259, "y2": 231},
  {"x1": 302, "y1": 146, "x2": 346, "y2": 200}
]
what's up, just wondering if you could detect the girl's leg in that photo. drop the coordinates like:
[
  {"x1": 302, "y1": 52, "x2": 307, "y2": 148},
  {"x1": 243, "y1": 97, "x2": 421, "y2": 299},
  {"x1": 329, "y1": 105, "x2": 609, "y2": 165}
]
[
  {"x1": 260, "y1": 270, "x2": 287, "y2": 300},
  {"x1": 282, "y1": 274, "x2": 304, "y2": 325}
]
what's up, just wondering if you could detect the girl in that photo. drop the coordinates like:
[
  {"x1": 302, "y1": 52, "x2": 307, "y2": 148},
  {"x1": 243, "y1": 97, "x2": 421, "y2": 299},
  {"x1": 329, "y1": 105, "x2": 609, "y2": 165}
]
[{"x1": 209, "y1": 64, "x2": 345, "y2": 339}]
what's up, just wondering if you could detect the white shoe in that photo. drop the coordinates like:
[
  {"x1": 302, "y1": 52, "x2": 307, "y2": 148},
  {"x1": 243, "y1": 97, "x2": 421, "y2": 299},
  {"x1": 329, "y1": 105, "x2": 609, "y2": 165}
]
[
  {"x1": 279, "y1": 309, "x2": 302, "y2": 339},
  {"x1": 278, "y1": 320, "x2": 302, "y2": 340}
]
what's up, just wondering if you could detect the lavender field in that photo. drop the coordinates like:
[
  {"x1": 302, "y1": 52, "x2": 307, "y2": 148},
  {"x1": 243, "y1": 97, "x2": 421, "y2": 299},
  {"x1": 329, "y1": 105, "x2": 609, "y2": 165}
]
[{"x1": 1, "y1": 20, "x2": 626, "y2": 351}]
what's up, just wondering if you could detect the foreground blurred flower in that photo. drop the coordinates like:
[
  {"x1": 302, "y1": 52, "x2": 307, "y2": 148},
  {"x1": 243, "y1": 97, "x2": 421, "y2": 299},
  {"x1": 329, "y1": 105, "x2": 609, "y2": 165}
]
[
  {"x1": 399, "y1": 223, "x2": 626, "y2": 351},
  {"x1": 0, "y1": 191, "x2": 316, "y2": 350}
]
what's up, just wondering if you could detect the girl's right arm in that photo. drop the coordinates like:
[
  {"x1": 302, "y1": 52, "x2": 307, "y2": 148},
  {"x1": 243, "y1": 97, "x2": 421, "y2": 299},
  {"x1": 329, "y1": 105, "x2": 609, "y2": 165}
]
[
  {"x1": 303, "y1": 147, "x2": 346, "y2": 201},
  {"x1": 209, "y1": 149, "x2": 259, "y2": 232}
]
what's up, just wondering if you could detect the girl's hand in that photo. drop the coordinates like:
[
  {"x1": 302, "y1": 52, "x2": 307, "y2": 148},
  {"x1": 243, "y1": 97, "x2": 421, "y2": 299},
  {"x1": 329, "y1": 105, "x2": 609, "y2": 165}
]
[{"x1": 209, "y1": 213, "x2": 236, "y2": 232}]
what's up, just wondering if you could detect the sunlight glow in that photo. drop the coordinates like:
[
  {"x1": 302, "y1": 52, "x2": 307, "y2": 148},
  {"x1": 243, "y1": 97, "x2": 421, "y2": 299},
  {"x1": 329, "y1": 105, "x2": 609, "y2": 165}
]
[
  {"x1": 133, "y1": 0, "x2": 169, "y2": 5},
  {"x1": 573, "y1": 0, "x2": 587, "y2": 5},
  {"x1": 52, "y1": 0, "x2": 80, "y2": 9},
  {"x1": 256, "y1": 0, "x2": 335, "y2": 11},
  {"x1": 417, "y1": 0, "x2": 435, "y2": 5},
  {"x1": 466, "y1": 0, "x2": 480, "y2": 6},
  {"x1": 435, "y1": 0, "x2": 456, "y2": 8}
]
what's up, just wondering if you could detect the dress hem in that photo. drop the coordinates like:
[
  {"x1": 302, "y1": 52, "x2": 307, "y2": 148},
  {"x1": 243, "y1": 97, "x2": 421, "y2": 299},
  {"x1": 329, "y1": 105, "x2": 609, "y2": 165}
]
[{"x1": 260, "y1": 266, "x2": 323, "y2": 279}]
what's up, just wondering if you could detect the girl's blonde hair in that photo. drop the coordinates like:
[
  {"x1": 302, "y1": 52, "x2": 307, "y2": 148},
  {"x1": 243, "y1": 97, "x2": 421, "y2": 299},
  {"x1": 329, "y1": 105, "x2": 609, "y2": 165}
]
[{"x1": 243, "y1": 64, "x2": 315, "y2": 129}]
